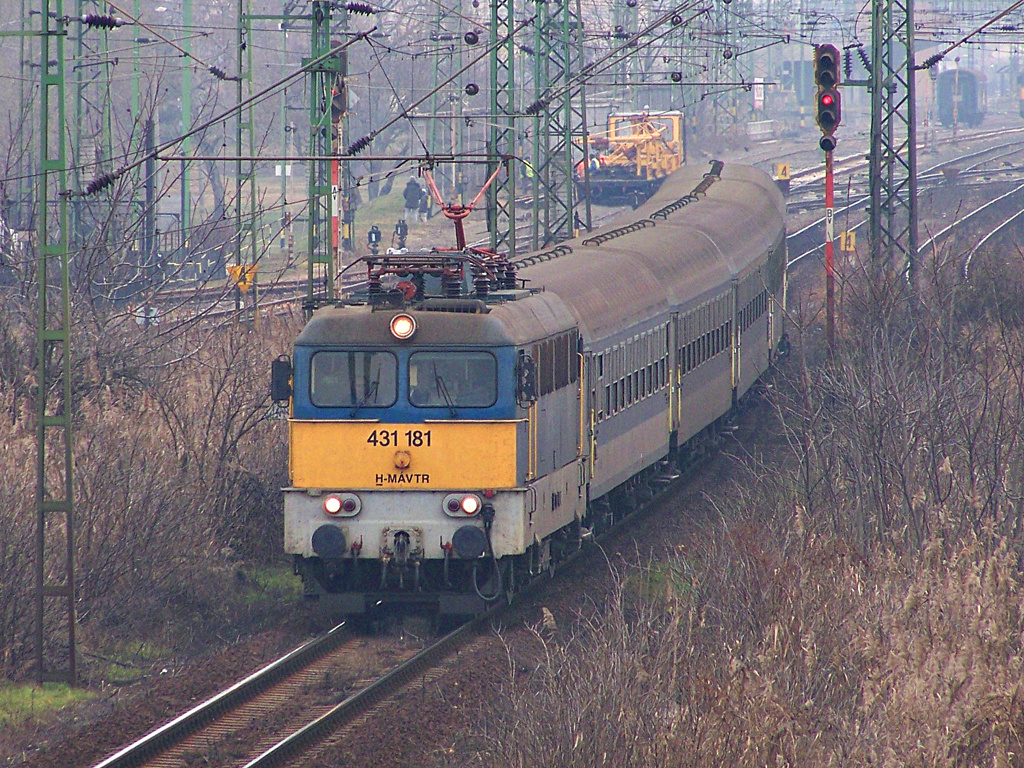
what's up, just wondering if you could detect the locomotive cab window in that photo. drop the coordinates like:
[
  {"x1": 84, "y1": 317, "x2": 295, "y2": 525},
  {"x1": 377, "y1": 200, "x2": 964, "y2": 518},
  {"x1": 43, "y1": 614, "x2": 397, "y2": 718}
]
[
  {"x1": 408, "y1": 351, "x2": 497, "y2": 408},
  {"x1": 311, "y1": 351, "x2": 398, "y2": 408}
]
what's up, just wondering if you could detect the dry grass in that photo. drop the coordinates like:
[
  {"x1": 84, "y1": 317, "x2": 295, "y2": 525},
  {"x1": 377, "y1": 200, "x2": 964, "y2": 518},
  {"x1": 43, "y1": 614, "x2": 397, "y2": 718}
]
[
  {"x1": 0, "y1": 295, "x2": 301, "y2": 681},
  {"x1": 476, "y1": 245, "x2": 1024, "y2": 766}
]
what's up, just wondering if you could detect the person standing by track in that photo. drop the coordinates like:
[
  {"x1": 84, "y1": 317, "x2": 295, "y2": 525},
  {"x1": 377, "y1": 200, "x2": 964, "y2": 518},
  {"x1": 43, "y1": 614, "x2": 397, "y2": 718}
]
[{"x1": 403, "y1": 177, "x2": 422, "y2": 224}]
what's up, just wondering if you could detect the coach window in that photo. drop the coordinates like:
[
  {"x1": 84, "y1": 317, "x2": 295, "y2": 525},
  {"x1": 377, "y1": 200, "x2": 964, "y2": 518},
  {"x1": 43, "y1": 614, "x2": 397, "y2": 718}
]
[
  {"x1": 408, "y1": 351, "x2": 497, "y2": 407},
  {"x1": 311, "y1": 351, "x2": 398, "y2": 408}
]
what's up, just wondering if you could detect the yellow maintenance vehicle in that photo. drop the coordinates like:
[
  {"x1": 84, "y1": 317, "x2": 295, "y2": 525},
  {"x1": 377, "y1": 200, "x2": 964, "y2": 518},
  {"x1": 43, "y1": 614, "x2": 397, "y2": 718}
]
[{"x1": 577, "y1": 111, "x2": 685, "y2": 205}]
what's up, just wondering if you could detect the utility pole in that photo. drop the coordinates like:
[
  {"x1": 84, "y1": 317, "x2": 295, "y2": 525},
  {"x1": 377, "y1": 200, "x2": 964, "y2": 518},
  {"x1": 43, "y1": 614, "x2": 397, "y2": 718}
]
[
  {"x1": 35, "y1": 0, "x2": 77, "y2": 686},
  {"x1": 429, "y1": 4, "x2": 460, "y2": 201},
  {"x1": 529, "y1": 0, "x2": 591, "y2": 246},
  {"x1": 181, "y1": 0, "x2": 193, "y2": 243},
  {"x1": 487, "y1": 0, "x2": 516, "y2": 256},
  {"x1": 868, "y1": 0, "x2": 919, "y2": 280},
  {"x1": 235, "y1": 0, "x2": 258, "y2": 316},
  {"x1": 333, "y1": 4, "x2": 354, "y2": 265},
  {"x1": 612, "y1": 0, "x2": 638, "y2": 110},
  {"x1": 5, "y1": 0, "x2": 37, "y2": 232},
  {"x1": 305, "y1": 1, "x2": 336, "y2": 310},
  {"x1": 280, "y1": 2, "x2": 292, "y2": 254}
]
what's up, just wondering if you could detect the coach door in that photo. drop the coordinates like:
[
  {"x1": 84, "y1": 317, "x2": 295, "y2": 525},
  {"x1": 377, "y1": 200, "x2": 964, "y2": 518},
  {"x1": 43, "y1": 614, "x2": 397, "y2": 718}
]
[{"x1": 668, "y1": 312, "x2": 681, "y2": 435}]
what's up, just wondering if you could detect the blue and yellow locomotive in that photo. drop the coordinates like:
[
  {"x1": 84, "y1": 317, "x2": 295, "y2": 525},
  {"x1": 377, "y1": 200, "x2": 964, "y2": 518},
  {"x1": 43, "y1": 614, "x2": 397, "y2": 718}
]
[{"x1": 272, "y1": 161, "x2": 788, "y2": 615}]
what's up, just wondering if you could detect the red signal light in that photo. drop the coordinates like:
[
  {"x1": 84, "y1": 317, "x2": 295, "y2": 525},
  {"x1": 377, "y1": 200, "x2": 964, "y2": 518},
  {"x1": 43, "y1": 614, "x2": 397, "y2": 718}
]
[{"x1": 821, "y1": 93, "x2": 834, "y2": 106}]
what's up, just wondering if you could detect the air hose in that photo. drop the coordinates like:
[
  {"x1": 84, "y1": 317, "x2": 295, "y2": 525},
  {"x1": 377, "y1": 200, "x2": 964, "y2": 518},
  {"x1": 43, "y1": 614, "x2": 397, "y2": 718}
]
[{"x1": 472, "y1": 505, "x2": 503, "y2": 601}]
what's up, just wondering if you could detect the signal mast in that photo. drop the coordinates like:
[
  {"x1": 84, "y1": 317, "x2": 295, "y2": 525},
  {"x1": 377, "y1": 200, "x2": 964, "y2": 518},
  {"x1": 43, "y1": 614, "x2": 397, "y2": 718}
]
[{"x1": 814, "y1": 44, "x2": 842, "y2": 348}]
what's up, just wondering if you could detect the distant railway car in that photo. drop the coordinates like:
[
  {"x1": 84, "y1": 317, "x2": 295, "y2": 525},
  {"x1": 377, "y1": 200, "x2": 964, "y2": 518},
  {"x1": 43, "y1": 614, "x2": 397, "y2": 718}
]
[
  {"x1": 1017, "y1": 72, "x2": 1024, "y2": 118},
  {"x1": 272, "y1": 161, "x2": 788, "y2": 616},
  {"x1": 937, "y1": 68, "x2": 986, "y2": 127},
  {"x1": 576, "y1": 111, "x2": 685, "y2": 206}
]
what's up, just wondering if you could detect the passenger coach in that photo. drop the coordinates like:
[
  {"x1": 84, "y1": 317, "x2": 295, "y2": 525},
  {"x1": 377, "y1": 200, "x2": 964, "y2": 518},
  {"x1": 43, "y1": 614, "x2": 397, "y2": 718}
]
[{"x1": 272, "y1": 160, "x2": 788, "y2": 614}]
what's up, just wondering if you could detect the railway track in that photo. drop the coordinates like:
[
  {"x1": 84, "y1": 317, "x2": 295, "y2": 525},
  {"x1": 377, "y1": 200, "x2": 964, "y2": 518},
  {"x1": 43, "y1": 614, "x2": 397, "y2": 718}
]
[
  {"x1": 87, "y1": 592, "x2": 497, "y2": 766},
  {"x1": 786, "y1": 132, "x2": 1024, "y2": 266},
  {"x1": 91, "y1": 623, "x2": 355, "y2": 768},
  {"x1": 90, "y1": 450, "x2": 688, "y2": 767}
]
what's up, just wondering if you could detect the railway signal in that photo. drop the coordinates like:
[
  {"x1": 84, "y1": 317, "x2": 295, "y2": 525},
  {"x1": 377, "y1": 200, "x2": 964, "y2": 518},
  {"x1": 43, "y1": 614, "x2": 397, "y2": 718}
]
[
  {"x1": 814, "y1": 44, "x2": 842, "y2": 152},
  {"x1": 814, "y1": 43, "x2": 842, "y2": 348}
]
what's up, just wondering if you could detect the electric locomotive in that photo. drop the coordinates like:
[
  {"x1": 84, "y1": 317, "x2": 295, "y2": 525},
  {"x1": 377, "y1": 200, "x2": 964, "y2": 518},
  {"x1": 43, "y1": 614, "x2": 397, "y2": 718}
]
[{"x1": 271, "y1": 160, "x2": 787, "y2": 615}]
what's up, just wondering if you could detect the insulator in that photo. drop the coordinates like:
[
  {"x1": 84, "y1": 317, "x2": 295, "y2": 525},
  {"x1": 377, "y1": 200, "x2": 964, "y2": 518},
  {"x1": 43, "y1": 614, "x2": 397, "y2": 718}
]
[
  {"x1": 346, "y1": 135, "x2": 373, "y2": 155},
  {"x1": 857, "y1": 45, "x2": 872, "y2": 75},
  {"x1": 502, "y1": 265, "x2": 517, "y2": 290},
  {"x1": 472, "y1": 267, "x2": 490, "y2": 297},
  {"x1": 84, "y1": 171, "x2": 118, "y2": 196},
  {"x1": 82, "y1": 13, "x2": 122, "y2": 29},
  {"x1": 346, "y1": 2, "x2": 375, "y2": 14},
  {"x1": 209, "y1": 65, "x2": 228, "y2": 80},
  {"x1": 843, "y1": 50, "x2": 853, "y2": 78},
  {"x1": 519, "y1": 44, "x2": 535, "y2": 55},
  {"x1": 918, "y1": 52, "x2": 943, "y2": 71},
  {"x1": 525, "y1": 99, "x2": 547, "y2": 115},
  {"x1": 442, "y1": 271, "x2": 462, "y2": 297}
]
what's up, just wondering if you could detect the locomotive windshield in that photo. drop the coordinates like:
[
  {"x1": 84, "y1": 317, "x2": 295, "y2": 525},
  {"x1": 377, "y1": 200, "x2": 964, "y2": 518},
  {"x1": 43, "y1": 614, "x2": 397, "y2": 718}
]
[
  {"x1": 408, "y1": 351, "x2": 497, "y2": 408},
  {"x1": 310, "y1": 351, "x2": 398, "y2": 408}
]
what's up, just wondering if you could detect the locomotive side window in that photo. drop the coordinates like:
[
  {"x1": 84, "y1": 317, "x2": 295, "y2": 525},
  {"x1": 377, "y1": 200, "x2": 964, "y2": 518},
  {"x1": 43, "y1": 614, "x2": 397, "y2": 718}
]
[
  {"x1": 408, "y1": 351, "x2": 497, "y2": 408},
  {"x1": 311, "y1": 351, "x2": 398, "y2": 408},
  {"x1": 532, "y1": 331, "x2": 581, "y2": 398}
]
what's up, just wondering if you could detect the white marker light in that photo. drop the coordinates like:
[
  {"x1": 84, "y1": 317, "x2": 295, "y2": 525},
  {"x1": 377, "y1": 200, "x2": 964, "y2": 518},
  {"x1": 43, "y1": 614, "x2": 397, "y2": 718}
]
[{"x1": 390, "y1": 313, "x2": 417, "y2": 340}]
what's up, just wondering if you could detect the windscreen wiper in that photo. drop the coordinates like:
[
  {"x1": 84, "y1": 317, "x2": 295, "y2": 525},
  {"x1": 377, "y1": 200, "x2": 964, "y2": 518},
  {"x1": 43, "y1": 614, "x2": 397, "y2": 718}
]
[
  {"x1": 432, "y1": 362, "x2": 458, "y2": 418},
  {"x1": 349, "y1": 378, "x2": 380, "y2": 418}
]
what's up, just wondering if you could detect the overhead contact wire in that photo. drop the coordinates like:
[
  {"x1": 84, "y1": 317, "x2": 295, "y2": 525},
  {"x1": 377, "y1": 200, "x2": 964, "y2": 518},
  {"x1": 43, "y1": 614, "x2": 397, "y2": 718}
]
[
  {"x1": 344, "y1": 14, "x2": 537, "y2": 156},
  {"x1": 916, "y1": 0, "x2": 1024, "y2": 69},
  {"x1": 525, "y1": 2, "x2": 710, "y2": 115},
  {"x1": 366, "y1": 38, "x2": 430, "y2": 155},
  {"x1": 101, "y1": 0, "x2": 233, "y2": 79},
  {"x1": 77, "y1": 30, "x2": 376, "y2": 196}
]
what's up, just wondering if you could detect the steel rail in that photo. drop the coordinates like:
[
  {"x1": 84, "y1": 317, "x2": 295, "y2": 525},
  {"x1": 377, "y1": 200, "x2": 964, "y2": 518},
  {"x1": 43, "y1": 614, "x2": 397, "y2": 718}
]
[
  {"x1": 787, "y1": 127, "x2": 1024, "y2": 188},
  {"x1": 89, "y1": 622, "x2": 349, "y2": 768},
  {"x1": 240, "y1": 609, "x2": 496, "y2": 768},
  {"x1": 787, "y1": 135, "x2": 1024, "y2": 267},
  {"x1": 963, "y1": 202, "x2": 1024, "y2": 279}
]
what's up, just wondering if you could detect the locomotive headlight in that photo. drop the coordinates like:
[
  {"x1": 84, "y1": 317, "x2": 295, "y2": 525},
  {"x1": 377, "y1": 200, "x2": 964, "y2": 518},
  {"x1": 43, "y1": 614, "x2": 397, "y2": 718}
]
[
  {"x1": 324, "y1": 492, "x2": 361, "y2": 517},
  {"x1": 390, "y1": 313, "x2": 417, "y2": 340},
  {"x1": 460, "y1": 495, "x2": 481, "y2": 515},
  {"x1": 442, "y1": 493, "x2": 482, "y2": 517}
]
